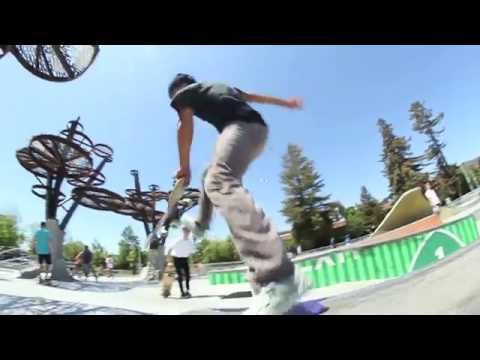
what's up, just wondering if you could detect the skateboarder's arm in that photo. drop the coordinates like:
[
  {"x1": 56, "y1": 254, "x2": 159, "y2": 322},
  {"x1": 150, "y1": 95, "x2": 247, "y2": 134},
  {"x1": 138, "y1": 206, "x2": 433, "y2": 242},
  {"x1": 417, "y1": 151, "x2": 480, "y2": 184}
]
[
  {"x1": 240, "y1": 91, "x2": 303, "y2": 109},
  {"x1": 176, "y1": 107, "x2": 194, "y2": 183}
]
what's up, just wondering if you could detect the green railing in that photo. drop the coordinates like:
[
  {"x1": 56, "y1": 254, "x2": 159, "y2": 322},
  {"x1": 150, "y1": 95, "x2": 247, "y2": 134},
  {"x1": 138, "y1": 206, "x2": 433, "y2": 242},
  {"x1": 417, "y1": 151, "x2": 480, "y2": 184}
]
[{"x1": 208, "y1": 215, "x2": 479, "y2": 287}]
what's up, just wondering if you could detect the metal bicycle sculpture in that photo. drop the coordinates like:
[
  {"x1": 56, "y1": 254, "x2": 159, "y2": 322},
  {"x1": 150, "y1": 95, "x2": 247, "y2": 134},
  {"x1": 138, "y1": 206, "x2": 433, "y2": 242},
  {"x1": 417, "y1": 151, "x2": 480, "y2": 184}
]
[
  {"x1": 16, "y1": 117, "x2": 113, "y2": 280},
  {"x1": 0, "y1": 45, "x2": 99, "y2": 82},
  {"x1": 72, "y1": 171, "x2": 200, "y2": 238},
  {"x1": 16, "y1": 118, "x2": 113, "y2": 229}
]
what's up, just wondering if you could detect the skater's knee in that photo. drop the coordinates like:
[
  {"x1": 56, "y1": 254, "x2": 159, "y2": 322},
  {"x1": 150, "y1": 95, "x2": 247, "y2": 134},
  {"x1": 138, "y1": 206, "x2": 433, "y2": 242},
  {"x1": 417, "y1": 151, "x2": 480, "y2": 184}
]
[{"x1": 204, "y1": 163, "x2": 239, "y2": 199}]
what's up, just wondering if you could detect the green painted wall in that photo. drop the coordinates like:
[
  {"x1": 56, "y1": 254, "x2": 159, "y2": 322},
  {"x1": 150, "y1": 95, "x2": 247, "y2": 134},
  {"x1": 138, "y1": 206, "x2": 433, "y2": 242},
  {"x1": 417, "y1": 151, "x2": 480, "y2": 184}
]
[{"x1": 208, "y1": 215, "x2": 479, "y2": 286}]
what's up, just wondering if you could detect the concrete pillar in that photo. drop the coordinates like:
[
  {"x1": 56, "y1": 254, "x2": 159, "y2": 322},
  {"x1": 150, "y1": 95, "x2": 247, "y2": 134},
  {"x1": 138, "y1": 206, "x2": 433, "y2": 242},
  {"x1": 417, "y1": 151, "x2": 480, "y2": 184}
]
[
  {"x1": 145, "y1": 246, "x2": 166, "y2": 280},
  {"x1": 46, "y1": 218, "x2": 73, "y2": 282}
]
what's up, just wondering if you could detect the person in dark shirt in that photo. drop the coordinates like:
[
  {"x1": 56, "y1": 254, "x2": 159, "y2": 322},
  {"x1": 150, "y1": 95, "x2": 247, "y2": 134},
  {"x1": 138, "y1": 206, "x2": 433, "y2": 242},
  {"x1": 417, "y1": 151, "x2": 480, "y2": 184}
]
[
  {"x1": 167, "y1": 73, "x2": 309, "y2": 315},
  {"x1": 79, "y1": 245, "x2": 97, "y2": 281}
]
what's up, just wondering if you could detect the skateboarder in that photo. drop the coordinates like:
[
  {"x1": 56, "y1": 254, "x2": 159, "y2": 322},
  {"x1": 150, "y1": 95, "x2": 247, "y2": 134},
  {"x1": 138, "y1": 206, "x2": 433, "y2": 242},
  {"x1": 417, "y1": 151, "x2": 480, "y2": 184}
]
[
  {"x1": 33, "y1": 222, "x2": 52, "y2": 283},
  {"x1": 167, "y1": 73, "x2": 310, "y2": 314}
]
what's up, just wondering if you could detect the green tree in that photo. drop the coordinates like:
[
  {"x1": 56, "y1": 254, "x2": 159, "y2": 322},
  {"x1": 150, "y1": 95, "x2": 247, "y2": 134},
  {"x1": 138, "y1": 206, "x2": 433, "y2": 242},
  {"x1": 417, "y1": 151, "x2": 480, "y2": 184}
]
[
  {"x1": 191, "y1": 238, "x2": 210, "y2": 264},
  {"x1": 378, "y1": 119, "x2": 427, "y2": 199},
  {"x1": 63, "y1": 240, "x2": 85, "y2": 261},
  {"x1": 92, "y1": 239, "x2": 108, "y2": 268},
  {"x1": 127, "y1": 247, "x2": 140, "y2": 274},
  {"x1": 345, "y1": 207, "x2": 369, "y2": 238},
  {"x1": 357, "y1": 186, "x2": 386, "y2": 232},
  {"x1": 116, "y1": 226, "x2": 139, "y2": 270},
  {"x1": 193, "y1": 237, "x2": 240, "y2": 264},
  {"x1": 0, "y1": 215, "x2": 24, "y2": 248},
  {"x1": 117, "y1": 226, "x2": 140, "y2": 272},
  {"x1": 140, "y1": 250, "x2": 148, "y2": 267},
  {"x1": 280, "y1": 144, "x2": 331, "y2": 250}
]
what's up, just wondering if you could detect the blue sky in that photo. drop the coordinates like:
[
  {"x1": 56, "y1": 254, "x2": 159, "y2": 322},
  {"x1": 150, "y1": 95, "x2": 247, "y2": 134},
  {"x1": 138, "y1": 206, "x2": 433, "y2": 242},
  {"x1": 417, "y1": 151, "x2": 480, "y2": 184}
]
[{"x1": 1, "y1": 45, "x2": 479, "y2": 253}]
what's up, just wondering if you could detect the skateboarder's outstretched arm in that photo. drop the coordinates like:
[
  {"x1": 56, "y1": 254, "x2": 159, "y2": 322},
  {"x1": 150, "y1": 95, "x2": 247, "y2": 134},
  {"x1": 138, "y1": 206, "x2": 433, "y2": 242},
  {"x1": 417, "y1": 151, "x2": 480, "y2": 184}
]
[
  {"x1": 239, "y1": 91, "x2": 303, "y2": 110},
  {"x1": 176, "y1": 107, "x2": 194, "y2": 186}
]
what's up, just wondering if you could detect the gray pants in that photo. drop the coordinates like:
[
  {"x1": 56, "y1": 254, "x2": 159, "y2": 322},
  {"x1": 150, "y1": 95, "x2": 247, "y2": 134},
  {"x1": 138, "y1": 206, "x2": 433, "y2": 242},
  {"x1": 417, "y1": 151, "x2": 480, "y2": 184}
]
[{"x1": 197, "y1": 121, "x2": 294, "y2": 287}]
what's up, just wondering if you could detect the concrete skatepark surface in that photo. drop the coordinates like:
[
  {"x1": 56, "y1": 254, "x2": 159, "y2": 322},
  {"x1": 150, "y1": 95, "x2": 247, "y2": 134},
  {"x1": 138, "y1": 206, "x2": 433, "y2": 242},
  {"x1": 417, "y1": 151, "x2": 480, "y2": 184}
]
[
  {"x1": 0, "y1": 266, "x2": 385, "y2": 315},
  {"x1": 1, "y1": 191, "x2": 479, "y2": 315},
  {"x1": 1, "y1": 237, "x2": 480, "y2": 314},
  {"x1": 324, "y1": 239, "x2": 480, "y2": 315}
]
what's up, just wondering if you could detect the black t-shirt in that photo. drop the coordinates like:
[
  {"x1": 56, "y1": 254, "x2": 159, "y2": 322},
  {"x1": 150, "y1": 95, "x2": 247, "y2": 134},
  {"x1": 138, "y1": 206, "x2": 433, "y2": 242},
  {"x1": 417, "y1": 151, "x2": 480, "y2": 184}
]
[
  {"x1": 80, "y1": 250, "x2": 92, "y2": 264},
  {"x1": 170, "y1": 82, "x2": 266, "y2": 133}
]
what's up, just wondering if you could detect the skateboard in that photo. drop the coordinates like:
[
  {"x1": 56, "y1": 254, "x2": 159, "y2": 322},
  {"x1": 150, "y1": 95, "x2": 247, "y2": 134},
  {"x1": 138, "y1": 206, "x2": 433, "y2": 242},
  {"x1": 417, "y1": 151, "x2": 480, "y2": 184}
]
[
  {"x1": 161, "y1": 261, "x2": 177, "y2": 298},
  {"x1": 147, "y1": 178, "x2": 186, "y2": 248}
]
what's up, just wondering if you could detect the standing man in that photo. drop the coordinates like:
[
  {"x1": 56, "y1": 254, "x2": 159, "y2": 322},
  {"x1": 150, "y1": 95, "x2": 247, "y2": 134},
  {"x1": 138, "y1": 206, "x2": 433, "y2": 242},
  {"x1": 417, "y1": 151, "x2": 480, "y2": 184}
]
[
  {"x1": 166, "y1": 74, "x2": 309, "y2": 314},
  {"x1": 166, "y1": 225, "x2": 196, "y2": 298},
  {"x1": 33, "y1": 222, "x2": 52, "y2": 283},
  {"x1": 78, "y1": 245, "x2": 97, "y2": 281},
  {"x1": 424, "y1": 181, "x2": 442, "y2": 214}
]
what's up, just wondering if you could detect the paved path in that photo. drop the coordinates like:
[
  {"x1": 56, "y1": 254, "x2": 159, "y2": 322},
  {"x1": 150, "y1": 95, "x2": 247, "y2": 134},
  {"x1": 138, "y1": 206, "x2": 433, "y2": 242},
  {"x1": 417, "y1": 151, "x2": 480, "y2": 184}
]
[{"x1": 0, "y1": 267, "x2": 383, "y2": 315}]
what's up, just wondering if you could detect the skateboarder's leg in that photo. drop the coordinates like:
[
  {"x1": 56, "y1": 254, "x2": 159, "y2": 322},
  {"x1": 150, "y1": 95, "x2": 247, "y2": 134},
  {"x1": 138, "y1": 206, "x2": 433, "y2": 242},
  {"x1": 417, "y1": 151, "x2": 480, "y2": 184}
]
[
  {"x1": 196, "y1": 167, "x2": 214, "y2": 230},
  {"x1": 184, "y1": 260, "x2": 191, "y2": 293},
  {"x1": 203, "y1": 121, "x2": 294, "y2": 287}
]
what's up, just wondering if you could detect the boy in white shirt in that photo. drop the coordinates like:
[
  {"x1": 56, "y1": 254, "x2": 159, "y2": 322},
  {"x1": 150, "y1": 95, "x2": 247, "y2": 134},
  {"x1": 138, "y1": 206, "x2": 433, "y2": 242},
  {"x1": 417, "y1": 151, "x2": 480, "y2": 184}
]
[
  {"x1": 166, "y1": 226, "x2": 196, "y2": 298},
  {"x1": 424, "y1": 182, "x2": 441, "y2": 214}
]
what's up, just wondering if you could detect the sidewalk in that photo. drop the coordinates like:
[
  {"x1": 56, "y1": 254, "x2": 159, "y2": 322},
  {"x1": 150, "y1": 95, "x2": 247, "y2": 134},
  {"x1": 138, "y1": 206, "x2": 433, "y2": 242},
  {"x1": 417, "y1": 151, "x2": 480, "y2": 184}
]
[{"x1": 0, "y1": 268, "x2": 384, "y2": 315}]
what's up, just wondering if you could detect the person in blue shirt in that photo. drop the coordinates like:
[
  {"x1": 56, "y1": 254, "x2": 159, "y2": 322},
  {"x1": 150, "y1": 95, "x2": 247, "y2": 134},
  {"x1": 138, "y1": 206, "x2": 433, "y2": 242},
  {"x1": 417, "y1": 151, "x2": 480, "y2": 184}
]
[{"x1": 33, "y1": 222, "x2": 52, "y2": 282}]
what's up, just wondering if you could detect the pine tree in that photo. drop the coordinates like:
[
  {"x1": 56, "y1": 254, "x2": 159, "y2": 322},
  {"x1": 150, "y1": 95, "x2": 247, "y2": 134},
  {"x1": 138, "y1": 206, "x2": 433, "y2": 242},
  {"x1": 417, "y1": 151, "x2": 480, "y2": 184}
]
[
  {"x1": 280, "y1": 144, "x2": 331, "y2": 250},
  {"x1": 409, "y1": 101, "x2": 468, "y2": 199},
  {"x1": 377, "y1": 119, "x2": 427, "y2": 199},
  {"x1": 409, "y1": 101, "x2": 449, "y2": 175}
]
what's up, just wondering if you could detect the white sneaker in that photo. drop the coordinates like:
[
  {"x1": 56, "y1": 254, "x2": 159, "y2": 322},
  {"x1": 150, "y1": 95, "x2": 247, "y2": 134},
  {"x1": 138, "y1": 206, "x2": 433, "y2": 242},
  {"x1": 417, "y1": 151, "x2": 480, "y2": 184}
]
[{"x1": 243, "y1": 271, "x2": 312, "y2": 315}]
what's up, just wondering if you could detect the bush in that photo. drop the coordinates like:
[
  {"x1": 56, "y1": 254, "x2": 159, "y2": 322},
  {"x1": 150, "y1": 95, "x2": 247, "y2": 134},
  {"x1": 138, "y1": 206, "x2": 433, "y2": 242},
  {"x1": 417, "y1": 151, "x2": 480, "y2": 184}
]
[
  {"x1": 0, "y1": 215, "x2": 24, "y2": 248},
  {"x1": 193, "y1": 237, "x2": 240, "y2": 264},
  {"x1": 63, "y1": 241, "x2": 85, "y2": 261}
]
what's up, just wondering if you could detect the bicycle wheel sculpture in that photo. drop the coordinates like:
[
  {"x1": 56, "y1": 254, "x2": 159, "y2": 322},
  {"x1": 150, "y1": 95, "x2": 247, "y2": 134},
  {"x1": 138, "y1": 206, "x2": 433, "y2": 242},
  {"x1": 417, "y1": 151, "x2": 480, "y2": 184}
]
[
  {"x1": 72, "y1": 187, "x2": 126, "y2": 212},
  {"x1": 2, "y1": 45, "x2": 99, "y2": 82},
  {"x1": 16, "y1": 117, "x2": 200, "y2": 240},
  {"x1": 16, "y1": 117, "x2": 112, "y2": 224}
]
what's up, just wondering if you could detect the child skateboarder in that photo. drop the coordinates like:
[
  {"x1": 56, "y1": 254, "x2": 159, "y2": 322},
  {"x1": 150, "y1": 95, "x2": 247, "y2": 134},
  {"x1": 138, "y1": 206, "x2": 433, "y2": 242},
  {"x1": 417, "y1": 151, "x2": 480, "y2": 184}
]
[{"x1": 167, "y1": 74, "x2": 309, "y2": 315}]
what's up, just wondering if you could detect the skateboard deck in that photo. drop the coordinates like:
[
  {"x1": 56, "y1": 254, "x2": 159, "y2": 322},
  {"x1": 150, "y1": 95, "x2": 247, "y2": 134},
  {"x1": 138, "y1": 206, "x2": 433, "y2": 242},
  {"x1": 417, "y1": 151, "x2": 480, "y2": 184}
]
[
  {"x1": 162, "y1": 262, "x2": 176, "y2": 298},
  {"x1": 147, "y1": 178, "x2": 186, "y2": 248}
]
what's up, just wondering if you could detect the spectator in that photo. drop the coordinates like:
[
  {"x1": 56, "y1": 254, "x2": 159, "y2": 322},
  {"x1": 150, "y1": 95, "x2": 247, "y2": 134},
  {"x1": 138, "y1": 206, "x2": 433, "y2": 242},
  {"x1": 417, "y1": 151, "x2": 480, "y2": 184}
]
[
  {"x1": 105, "y1": 255, "x2": 114, "y2": 278},
  {"x1": 424, "y1": 182, "x2": 441, "y2": 214},
  {"x1": 33, "y1": 222, "x2": 52, "y2": 283},
  {"x1": 166, "y1": 226, "x2": 196, "y2": 298},
  {"x1": 78, "y1": 245, "x2": 97, "y2": 281}
]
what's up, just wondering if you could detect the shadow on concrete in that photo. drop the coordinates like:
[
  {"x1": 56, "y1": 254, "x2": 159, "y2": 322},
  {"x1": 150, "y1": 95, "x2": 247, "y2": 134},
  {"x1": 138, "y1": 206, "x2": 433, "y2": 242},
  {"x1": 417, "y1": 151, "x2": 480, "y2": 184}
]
[
  {"x1": 221, "y1": 291, "x2": 252, "y2": 299},
  {"x1": 49, "y1": 280, "x2": 146, "y2": 293},
  {"x1": 0, "y1": 294, "x2": 147, "y2": 315}
]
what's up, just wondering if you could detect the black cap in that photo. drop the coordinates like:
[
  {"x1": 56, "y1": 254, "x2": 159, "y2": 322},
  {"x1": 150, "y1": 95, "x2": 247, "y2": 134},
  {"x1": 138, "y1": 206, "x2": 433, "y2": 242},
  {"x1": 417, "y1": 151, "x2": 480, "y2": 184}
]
[{"x1": 168, "y1": 73, "x2": 196, "y2": 98}]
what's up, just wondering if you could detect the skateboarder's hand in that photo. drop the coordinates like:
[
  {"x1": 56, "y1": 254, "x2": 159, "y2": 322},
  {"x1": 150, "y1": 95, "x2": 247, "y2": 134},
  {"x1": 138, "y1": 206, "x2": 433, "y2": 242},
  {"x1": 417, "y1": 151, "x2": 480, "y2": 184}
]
[
  {"x1": 176, "y1": 166, "x2": 191, "y2": 186},
  {"x1": 286, "y1": 98, "x2": 303, "y2": 109}
]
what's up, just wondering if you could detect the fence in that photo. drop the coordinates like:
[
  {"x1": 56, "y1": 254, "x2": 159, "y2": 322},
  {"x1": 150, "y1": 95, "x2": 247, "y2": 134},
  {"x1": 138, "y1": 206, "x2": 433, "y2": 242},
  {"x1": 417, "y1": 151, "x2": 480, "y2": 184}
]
[{"x1": 208, "y1": 215, "x2": 479, "y2": 286}]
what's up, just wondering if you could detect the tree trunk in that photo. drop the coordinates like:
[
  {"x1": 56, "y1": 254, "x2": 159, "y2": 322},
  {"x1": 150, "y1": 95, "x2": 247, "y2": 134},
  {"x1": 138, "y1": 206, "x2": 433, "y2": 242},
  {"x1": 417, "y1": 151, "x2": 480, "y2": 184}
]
[{"x1": 47, "y1": 219, "x2": 73, "y2": 282}]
